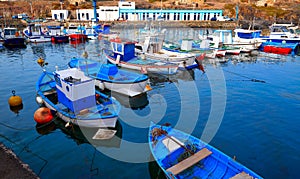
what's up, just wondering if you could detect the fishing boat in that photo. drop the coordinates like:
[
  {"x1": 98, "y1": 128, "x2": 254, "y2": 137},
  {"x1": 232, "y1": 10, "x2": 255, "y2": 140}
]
[
  {"x1": 64, "y1": 24, "x2": 88, "y2": 42},
  {"x1": 136, "y1": 31, "x2": 198, "y2": 70},
  {"x1": 207, "y1": 29, "x2": 261, "y2": 54},
  {"x1": 0, "y1": 27, "x2": 26, "y2": 48},
  {"x1": 68, "y1": 57, "x2": 152, "y2": 97},
  {"x1": 149, "y1": 122, "x2": 263, "y2": 179},
  {"x1": 262, "y1": 23, "x2": 300, "y2": 44},
  {"x1": 36, "y1": 68, "x2": 120, "y2": 128},
  {"x1": 163, "y1": 39, "x2": 225, "y2": 59},
  {"x1": 23, "y1": 24, "x2": 52, "y2": 43},
  {"x1": 260, "y1": 41, "x2": 300, "y2": 56},
  {"x1": 47, "y1": 26, "x2": 69, "y2": 43},
  {"x1": 104, "y1": 38, "x2": 179, "y2": 75}
]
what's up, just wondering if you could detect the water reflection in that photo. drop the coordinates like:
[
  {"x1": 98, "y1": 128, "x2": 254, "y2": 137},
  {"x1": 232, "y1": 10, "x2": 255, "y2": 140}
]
[
  {"x1": 111, "y1": 92, "x2": 149, "y2": 110},
  {"x1": 148, "y1": 69, "x2": 195, "y2": 87}
]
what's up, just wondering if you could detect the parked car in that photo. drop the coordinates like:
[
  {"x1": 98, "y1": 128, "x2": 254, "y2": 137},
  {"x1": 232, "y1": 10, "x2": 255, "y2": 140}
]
[
  {"x1": 217, "y1": 16, "x2": 231, "y2": 21},
  {"x1": 210, "y1": 17, "x2": 217, "y2": 21}
]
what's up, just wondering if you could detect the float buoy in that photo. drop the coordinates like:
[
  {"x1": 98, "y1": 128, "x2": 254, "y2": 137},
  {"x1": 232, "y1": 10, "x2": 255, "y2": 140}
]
[
  {"x1": 36, "y1": 96, "x2": 43, "y2": 105},
  {"x1": 37, "y1": 57, "x2": 45, "y2": 67},
  {"x1": 34, "y1": 107, "x2": 53, "y2": 124},
  {"x1": 8, "y1": 90, "x2": 22, "y2": 107},
  {"x1": 141, "y1": 67, "x2": 148, "y2": 74},
  {"x1": 82, "y1": 51, "x2": 88, "y2": 58}
]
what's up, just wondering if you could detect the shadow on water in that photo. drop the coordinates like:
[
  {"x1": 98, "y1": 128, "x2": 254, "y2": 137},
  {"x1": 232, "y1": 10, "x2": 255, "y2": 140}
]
[
  {"x1": 148, "y1": 154, "x2": 167, "y2": 179},
  {"x1": 148, "y1": 69, "x2": 195, "y2": 88},
  {"x1": 35, "y1": 118, "x2": 123, "y2": 148}
]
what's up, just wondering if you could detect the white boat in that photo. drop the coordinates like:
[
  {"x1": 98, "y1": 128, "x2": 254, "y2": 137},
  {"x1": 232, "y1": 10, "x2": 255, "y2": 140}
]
[
  {"x1": 105, "y1": 38, "x2": 179, "y2": 75},
  {"x1": 208, "y1": 29, "x2": 261, "y2": 54},
  {"x1": 262, "y1": 23, "x2": 300, "y2": 43},
  {"x1": 233, "y1": 28, "x2": 264, "y2": 48},
  {"x1": 36, "y1": 68, "x2": 121, "y2": 128},
  {"x1": 68, "y1": 57, "x2": 152, "y2": 97},
  {"x1": 136, "y1": 30, "x2": 197, "y2": 69},
  {"x1": 23, "y1": 24, "x2": 52, "y2": 43}
]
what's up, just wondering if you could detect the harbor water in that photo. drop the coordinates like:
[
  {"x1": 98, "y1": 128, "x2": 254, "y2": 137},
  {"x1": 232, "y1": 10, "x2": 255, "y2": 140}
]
[{"x1": 0, "y1": 27, "x2": 299, "y2": 179}]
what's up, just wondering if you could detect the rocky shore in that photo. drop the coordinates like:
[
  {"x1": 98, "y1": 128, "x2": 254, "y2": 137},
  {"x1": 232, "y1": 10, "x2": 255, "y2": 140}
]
[{"x1": 0, "y1": 143, "x2": 39, "y2": 179}]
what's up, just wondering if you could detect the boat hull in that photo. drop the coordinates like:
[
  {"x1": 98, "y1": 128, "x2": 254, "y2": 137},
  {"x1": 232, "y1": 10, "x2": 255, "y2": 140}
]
[
  {"x1": 69, "y1": 34, "x2": 88, "y2": 41},
  {"x1": 3, "y1": 37, "x2": 26, "y2": 48},
  {"x1": 105, "y1": 53, "x2": 178, "y2": 75},
  {"x1": 51, "y1": 35, "x2": 69, "y2": 43},
  {"x1": 28, "y1": 36, "x2": 52, "y2": 43},
  {"x1": 144, "y1": 49, "x2": 196, "y2": 69},
  {"x1": 102, "y1": 80, "x2": 149, "y2": 97},
  {"x1": 43, "y1": 99, "x2": 117, "y2": 128}
]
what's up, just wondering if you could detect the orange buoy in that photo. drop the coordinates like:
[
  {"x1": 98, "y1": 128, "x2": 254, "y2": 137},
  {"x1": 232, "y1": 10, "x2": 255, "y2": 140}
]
[
  {"x1": 37, "y1": 57, "x2": 45, "y2": 67},
  {"x1": 34, "y1": 107, "x2": 53, "y2": 124},
  {"x1": 8, "y1": 90, "x2": 22, "y2": 107}
]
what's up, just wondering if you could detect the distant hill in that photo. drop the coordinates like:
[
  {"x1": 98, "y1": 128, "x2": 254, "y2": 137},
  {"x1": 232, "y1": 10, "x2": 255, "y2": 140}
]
[{"x1": 0, "y1": 0, "x2": 299, "y2": 24}]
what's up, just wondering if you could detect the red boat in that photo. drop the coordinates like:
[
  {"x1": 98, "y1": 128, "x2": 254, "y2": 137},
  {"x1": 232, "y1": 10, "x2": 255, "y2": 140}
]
[
  {"x1": 68, "y1": 34, "x2": 88, "y2": 42},
  {"x1": 263, "y1": 45, "x2": 292, "y2": 55}
]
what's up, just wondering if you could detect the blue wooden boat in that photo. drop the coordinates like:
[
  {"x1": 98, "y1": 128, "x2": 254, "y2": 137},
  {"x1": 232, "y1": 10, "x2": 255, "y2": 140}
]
[
  {"x1": 259, "y1": 41, "x2": 300, "y2": 56},
  {"x1": 36, "y1": 68, "x2": 120, "y2": 128},
  {"x1": 0, "y1": 27, "x2": 26, "y2": 48},
  {"x1": 149, "y1": 122, "x2": 263, "y2": 179},
  {"x1": 68, "y1": 57, "x2": 151, "y2": 97}
]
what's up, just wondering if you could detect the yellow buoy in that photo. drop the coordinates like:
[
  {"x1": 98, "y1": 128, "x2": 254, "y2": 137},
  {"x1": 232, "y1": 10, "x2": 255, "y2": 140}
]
[
  {"x1": 37, "y1": 57, "x2": 45, "y2": 67},
  {"x1": 8, "y1": 90, "x2": 22, "y2": 107},
  {"x1": 82, "y1": 51, "x2": 88, "y2": 58}
]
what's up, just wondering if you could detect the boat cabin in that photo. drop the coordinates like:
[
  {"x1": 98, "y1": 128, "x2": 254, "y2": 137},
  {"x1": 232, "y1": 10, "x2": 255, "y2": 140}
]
[
  {"x1": 110, "y1": 38, "x2": 136, "y2": 62},
  {"x1": 2, "y1": 27, "x2": 19, "y2": 39},
  {"x1": 97, "y1": 64, "x2": 118, "y2": 79},
  {"x1": 234, "y1": 29, "x2": 262, "y2": 39},
  {"x1": 208, "y1": 30, "x2": 233, "y2": 45},
  {"x1": 54, "y1": 68, "x2": 96, "y2": 114},
  {"x1": 25, "y1": 24, "x2": 48, "y2": 36},
  {"x1": 47, "y1": 26, "x2": 64, "y2": 36}
]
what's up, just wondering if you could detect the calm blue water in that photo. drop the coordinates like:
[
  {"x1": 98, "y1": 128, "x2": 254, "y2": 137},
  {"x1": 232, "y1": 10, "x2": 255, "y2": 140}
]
[{"x1": 0, "y1": 27, "x2": 300, "y2": 179}]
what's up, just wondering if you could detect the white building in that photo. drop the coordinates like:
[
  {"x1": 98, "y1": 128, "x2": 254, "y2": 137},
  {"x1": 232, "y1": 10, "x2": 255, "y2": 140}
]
[
  {"x1": 51, "y1": 1, "x2": 222, "y2": 22},
  {"x1": 51, "y1": 10, "x2": 69, "y2": 21},
  {"x1": 118, "y1": 1, "x2": 135, "y2": 9},
  {"x1": 99, "y1": 6, "x2": 119, "y2": 21}
]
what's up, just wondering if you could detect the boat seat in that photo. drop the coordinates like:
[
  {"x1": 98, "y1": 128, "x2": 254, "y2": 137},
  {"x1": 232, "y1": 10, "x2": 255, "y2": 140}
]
[
  {"x1": 166, "y1": 147, "x2": 212, "y2": 176},
  {"x1": 230, "y1": 171, "x2": 254, "y2": 179}
]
